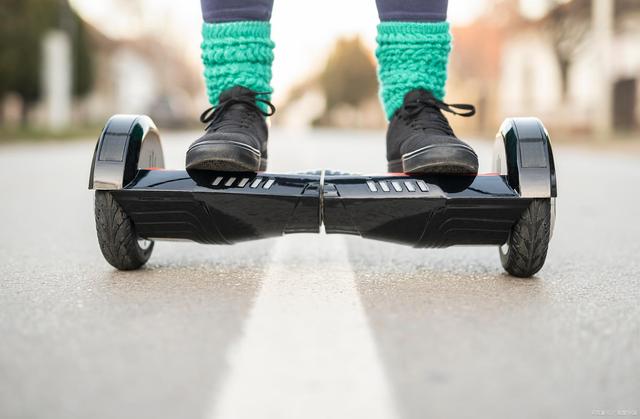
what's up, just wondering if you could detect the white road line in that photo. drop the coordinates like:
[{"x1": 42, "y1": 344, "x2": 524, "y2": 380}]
[{"x1": 208, "y1": 235, "x2": 397, "y2": 419}]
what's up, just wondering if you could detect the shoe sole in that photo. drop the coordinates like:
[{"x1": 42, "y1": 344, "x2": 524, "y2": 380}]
[
  {"x1": 186, "y1": 141, "x2": 265, "y2": 172},
  {"x1": 395, "y1": 144, "x2": 479, "y2": 175}
]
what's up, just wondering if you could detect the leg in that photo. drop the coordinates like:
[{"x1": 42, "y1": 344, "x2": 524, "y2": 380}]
[
  {"x1": 375, "y1": 0, "x2": 450, "y2": 116},
  {"x1": 199, "y1": 0, "x2": 275, "y2": 105},
  {"x1": 375, "y1": 0, "x2": 448, "y2": 22},
  {"x1": 200, "y1": 0, "x2": 273, "y2": 23},
  {"x1": 375, "y1": 0, "x2": 479, "y2": 175},
  {"x1": 187, "y1": 0, "x2": 276, "y2": 172}
]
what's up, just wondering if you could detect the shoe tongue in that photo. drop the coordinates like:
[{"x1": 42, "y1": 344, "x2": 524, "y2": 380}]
[
  {"x1": 219, "y1": 86, "x2": 256, "y2": 102},
  {"x1": 403, "y1": 88, "x2": 435, "y2": 104}
]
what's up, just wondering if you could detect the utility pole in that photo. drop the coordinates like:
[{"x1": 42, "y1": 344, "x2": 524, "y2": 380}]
[
  {"x1": 42, "y1": 30, "x2": 72, "y2": 131},
  {"x1": 592, "y1": 0, "x2": 614, "y2": 140},
  {"x1": 41, "y1": 0, "x2": 75, "y2": 131}
]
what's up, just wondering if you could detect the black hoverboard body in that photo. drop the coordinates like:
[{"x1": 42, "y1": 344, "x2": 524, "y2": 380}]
[{"x1": 89, "y1": 115, "x2": 557, "y2": 277}]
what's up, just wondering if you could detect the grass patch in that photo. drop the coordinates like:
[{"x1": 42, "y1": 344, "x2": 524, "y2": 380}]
[{"x1": 0, "y1": 125, "x2": 102, "y2": 143}]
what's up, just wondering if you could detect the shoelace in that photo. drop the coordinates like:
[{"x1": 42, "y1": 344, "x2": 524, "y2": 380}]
[
  {"x1": 401, "y1": 96, "x2": 476, "y2": 134},
  {"x1": 200, "y1": 91, "x2": 276, "y2": 130}
]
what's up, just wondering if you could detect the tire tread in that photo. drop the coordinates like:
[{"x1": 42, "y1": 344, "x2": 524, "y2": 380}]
[
  {"x1": 94, "y1": 191, "x2": 152, "y2": 270},
  {"x1": 501, "y1": 199, "x2": 551, "y2": 277}
]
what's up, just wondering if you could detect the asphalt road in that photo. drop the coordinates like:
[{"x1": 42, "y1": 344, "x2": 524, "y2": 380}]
[{"x1": 1, "y1": 129, "x2": 639, "y2": 419}]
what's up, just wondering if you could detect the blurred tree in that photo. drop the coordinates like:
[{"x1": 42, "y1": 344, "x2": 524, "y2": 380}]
[
  {"x1": 275, "y1": 36, "x2": 380, "y2": 128},
  {"x1": 0, "y1": 0, "x2": 93, "y2": 123},
  {"x1": 543, "y1": 0, "x2": 590, "y2": 101},
  {"x1": 318, "y1": 37, "x2": 378, "y2": 111}
]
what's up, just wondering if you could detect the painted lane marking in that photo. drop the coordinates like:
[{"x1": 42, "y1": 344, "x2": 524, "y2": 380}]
[{"x1": 208, "y1": 235, "x2": 396, "y2": 419}]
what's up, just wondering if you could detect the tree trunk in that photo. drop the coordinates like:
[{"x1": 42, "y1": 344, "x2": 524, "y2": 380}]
[{"x1": 559, "y1": 58, "x2": 570, "y2": 102}]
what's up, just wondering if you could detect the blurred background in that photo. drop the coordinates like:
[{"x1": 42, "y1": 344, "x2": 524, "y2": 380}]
[{"x1": 1, "y1": 0, "x2": 639, "y2": 142}]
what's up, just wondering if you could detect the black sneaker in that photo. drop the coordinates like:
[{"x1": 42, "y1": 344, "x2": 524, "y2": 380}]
[
  {"x1": 386, "y1": 89, "x2": 478, "y2": 175},
  {"x1": 186, "y1": 86, "x2": 275, "y2": 172}
]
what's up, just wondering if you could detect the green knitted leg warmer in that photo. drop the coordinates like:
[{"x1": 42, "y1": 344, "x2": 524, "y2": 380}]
[
  {"x1": 376, "y1": 21, "x2": 452, "y2": 120},
  {"x1": 201, "y1": 21, "x2": 274, "y2": 110}
]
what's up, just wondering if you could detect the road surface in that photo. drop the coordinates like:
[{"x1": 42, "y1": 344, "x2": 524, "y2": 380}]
[{"x1": 1, "y1": 129, "x2": 639, "y2": 419}]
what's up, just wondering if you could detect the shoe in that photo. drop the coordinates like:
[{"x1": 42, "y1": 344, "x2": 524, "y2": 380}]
[
  {"x1": 186, "y1": 86, "x2": 275, "y2": 172},
  {"x1": 386, "y1": 89, "x2": 478, "y2": 175}
]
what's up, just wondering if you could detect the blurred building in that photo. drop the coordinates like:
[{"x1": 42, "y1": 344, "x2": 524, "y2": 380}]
[
  {"x1": 499, "y1": 1, "x2": 640, "y2": 133},
  {"x1": 277, "y1": 1, "x2": 640, "y2": 137},
  {"x1": 76, "y1": 23, "x2": 205, "y2": 127},
  {"x1": 0, "y1": 6, "x2": 205, "y2": 131},
  {"x1": 446, "y1": 0, "x2": 640, "y2": 137},
  {"x1": 448, "y1": 21, "x2": 504, "y2": 136}
]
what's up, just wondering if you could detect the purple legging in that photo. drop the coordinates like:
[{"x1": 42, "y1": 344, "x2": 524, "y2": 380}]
[{"x1": 200, "y1": 0, "x2": 448, "y2": 23}]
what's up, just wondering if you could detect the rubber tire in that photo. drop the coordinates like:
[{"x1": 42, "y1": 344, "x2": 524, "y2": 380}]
[
  {"x1": 500, "y1": 199, "x2": 551, "y2": 278},
  {"x1": 94, "y1": 191, "x2": 153, "y2": 270}
]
